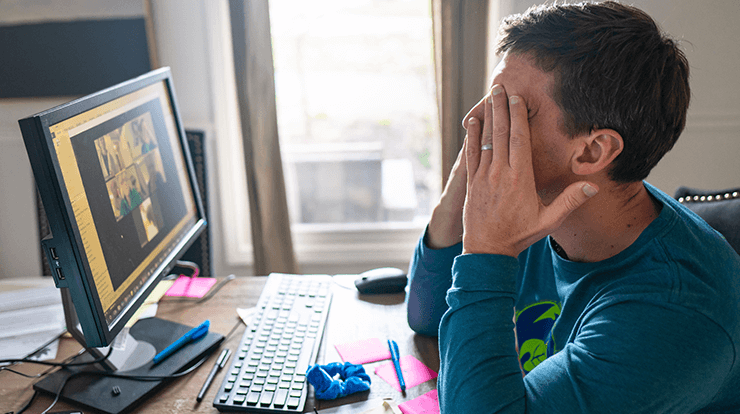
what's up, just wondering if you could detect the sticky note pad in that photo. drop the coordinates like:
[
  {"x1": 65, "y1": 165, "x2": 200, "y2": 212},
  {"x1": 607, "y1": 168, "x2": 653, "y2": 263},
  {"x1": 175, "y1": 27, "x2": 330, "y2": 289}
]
[
  {"x1": 335, "y1": 337, "x2": 392, "y2": 364},
  {"x1": 165, "y1": 276, "x2": 217, "y2": 298},
  {"x1": 375, "y1": 355, "x2": 438, "y2": 392},
  {"x1": 125, "y1": 280, "x2": 173, "y2": 328},
  {"x1": 399, "y1": 389, "x2": 439, "y2": 414}
]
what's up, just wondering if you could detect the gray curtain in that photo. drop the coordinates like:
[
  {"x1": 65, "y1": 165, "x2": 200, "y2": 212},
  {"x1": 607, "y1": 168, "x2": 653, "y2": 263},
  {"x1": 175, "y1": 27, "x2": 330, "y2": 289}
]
[
  {"x1": 229, "y1": 0, "x2": 298, "y2": 275},
  {"x1": 431, "y1": 0, "x2": 493, "y2": 186}
]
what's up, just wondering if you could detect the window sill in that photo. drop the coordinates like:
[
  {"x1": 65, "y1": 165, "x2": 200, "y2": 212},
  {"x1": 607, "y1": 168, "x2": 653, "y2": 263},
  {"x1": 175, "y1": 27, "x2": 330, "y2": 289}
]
[{"x1": 290, "y1": 220, "x2": 426, "y2": 266}]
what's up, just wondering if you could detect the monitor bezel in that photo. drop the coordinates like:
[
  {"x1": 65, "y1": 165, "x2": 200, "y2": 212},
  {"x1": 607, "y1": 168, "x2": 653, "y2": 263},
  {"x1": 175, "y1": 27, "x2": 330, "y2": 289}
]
[{"x1": 19, "y1": 67, "x2": 207, "y2": 348}]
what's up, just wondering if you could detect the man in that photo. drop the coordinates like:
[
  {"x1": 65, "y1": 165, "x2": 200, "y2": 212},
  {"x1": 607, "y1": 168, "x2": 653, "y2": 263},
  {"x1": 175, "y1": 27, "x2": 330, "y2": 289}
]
[{"x1": 406, "y1": 1, "x2": 740, "y2": 412}]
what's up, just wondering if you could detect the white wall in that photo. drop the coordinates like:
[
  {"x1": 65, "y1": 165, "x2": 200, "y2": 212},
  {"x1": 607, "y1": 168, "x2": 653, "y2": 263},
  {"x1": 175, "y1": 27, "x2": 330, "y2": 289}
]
[{"x1": 639, "y1": 0, "x2": 740, "y2": 193}]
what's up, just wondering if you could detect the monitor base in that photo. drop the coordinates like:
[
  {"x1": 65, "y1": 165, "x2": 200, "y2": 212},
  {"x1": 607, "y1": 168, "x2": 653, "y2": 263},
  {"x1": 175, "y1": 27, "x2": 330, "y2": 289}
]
[{"x1": 33, "y1": 317, "x2": 223, "y2": 414}]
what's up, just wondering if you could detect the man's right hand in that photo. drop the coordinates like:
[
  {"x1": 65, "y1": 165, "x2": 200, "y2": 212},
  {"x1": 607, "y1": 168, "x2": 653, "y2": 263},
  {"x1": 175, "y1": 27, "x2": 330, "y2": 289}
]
[{"x1": 426, "y1": 137, "x2": 469, "y2": 249}]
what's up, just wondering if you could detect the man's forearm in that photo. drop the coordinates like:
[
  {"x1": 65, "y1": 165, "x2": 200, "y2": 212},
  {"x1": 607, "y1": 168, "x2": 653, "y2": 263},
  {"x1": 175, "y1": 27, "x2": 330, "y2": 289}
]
[
  {"x1": 406, "y1": 230, "x2": 460, "y2": 336},
  {"x1": 438, "y1": 253, "x2": 524, "y2": 413}
]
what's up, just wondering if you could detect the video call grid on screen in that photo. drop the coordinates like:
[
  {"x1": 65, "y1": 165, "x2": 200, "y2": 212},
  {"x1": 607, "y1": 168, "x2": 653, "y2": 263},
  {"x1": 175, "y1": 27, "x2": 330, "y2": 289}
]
[{"x1": 51, "y1": 83, "x2": 197, "y2": 326}]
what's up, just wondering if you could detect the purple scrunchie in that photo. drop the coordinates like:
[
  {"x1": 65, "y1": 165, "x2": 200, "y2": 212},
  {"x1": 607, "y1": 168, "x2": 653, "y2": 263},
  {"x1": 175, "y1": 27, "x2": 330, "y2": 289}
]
[{"x1": 306, "y1": 361, "x2": 371, "y2": 400}]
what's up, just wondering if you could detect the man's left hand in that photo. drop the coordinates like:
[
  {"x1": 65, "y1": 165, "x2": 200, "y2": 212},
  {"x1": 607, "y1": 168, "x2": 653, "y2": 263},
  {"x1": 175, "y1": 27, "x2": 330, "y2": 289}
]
[{"x1": 462, "y1": 84, "x2": 598, "y2": 257}]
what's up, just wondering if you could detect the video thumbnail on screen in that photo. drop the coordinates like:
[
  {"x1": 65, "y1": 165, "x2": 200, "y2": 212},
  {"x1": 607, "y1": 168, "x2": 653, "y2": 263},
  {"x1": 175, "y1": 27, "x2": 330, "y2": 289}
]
[{"x1": 95, "y1": 113, "x2": 167, "y2": 248}]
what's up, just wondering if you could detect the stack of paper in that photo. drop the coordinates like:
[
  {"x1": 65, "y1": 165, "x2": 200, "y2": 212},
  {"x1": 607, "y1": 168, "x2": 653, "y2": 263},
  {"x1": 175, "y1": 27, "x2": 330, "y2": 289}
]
[{"x1": 0, "y1": 278, "x2": 65, "y2": 361}]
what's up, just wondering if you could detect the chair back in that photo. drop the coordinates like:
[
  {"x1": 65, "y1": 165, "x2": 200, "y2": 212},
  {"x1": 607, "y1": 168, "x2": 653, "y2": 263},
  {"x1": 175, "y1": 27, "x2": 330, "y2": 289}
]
[{"x1": 675, "y1": 187, "x2": 740, "y2": 255}]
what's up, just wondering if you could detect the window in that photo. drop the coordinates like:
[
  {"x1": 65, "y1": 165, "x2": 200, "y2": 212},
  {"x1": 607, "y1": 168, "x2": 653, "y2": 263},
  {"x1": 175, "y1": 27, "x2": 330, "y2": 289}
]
[{"x1": 269, "y1": 0, "x2": 441, "y2": 269}]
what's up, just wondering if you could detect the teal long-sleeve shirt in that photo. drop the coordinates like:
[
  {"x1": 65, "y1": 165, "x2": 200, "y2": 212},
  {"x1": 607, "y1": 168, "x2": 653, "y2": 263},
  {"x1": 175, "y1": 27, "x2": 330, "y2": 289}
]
[{"x1": 407, "y1": 183, "x2": 740, "y2": 413}]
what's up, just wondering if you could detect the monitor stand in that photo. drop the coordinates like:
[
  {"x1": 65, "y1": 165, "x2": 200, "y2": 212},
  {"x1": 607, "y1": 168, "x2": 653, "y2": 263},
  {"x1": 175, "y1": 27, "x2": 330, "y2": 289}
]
[{"x1": 33, "y1": 288, "x2": 224, "y2": 414}]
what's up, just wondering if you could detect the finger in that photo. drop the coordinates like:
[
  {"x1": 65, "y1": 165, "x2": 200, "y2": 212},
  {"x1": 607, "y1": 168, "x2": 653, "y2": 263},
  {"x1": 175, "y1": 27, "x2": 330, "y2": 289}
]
[
  {"x1": 480, "y1": 91, "x2": 494, "y2": 166},
  {"x1": 490, "y1": 84, "x2": 510, "y2": 167},
  {"x1": 461, "y1": 95, "x2": 486, "y2": 131},
  {"x1": 465, "y1": 116, "x2": 482, "y2": 179},
  {"x1": 453, "y1": 137, "x2": 467, "y2": 173},
  {"x1": 542, "y1": 182, "x2": 599, "y2": 230},
  {"x1": 443, "y1": 138, "x2": 467, "y2": 194},
  {"x1": 508, "y1": 95, "x2": 533, "y2": 173}
]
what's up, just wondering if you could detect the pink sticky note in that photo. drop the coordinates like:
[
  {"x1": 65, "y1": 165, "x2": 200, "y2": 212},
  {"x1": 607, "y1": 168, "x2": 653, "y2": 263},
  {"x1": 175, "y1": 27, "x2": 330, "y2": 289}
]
[
  {"x1": 399, "y1": 389, "x2": 439, "y2": 414},
  {"x1": 375, "y1": 355, "x2": 438, "y2": 392},
  {"x1": 165, "y1": 276, "x2": 217, "y2": 298},
  {"x1": 335, "y1": 338, "x2": 392, "y2": 364}
]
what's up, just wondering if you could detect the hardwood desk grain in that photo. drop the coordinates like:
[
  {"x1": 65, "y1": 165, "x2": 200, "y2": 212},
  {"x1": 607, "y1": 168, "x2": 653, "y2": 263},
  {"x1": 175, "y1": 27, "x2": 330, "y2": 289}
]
[{"x1": 1, "y1": 275, "x2": 439, "y2": 413}]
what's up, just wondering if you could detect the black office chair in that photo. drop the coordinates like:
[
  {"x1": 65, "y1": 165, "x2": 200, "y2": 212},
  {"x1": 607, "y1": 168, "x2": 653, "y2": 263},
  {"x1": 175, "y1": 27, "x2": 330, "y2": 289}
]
[{"x1": 675, "y1": 186, "x2": 740, "y2": 255}]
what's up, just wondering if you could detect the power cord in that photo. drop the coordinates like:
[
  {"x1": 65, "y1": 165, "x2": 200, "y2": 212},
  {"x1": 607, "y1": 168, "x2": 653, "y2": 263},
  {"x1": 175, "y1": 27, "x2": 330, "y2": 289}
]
[
  {"x1": 6, "y1": 389, "x2": 37, "y2": 414},
  {"x1": 0, "y1": 346, "x2": 114, "y2": 368},
  {"x1": 0, "y1": 329, "x2": 69, "y2": 379},
  {"x1": 5, "y1": 346, "x2": 113, "y2": 414},
  {"x1": 42, "y1": 353, "x2": 209, "y2": 414}
]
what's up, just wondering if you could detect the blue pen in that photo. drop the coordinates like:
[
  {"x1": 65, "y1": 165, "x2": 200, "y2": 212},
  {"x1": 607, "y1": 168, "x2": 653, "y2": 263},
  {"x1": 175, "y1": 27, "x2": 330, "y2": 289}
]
[
  {"x1": 152, "y1": 320, "x2": 210, "y2": 365},
  {"x1": 388, "y1": 339, "x2": 406, "y2": 391}
]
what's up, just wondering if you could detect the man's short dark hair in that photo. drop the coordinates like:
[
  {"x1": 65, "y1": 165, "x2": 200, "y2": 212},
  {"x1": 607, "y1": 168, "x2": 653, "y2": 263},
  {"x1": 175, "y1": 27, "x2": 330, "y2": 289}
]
[{"x1": 497, "y1": 1, "x2": 690, "y2": 183}]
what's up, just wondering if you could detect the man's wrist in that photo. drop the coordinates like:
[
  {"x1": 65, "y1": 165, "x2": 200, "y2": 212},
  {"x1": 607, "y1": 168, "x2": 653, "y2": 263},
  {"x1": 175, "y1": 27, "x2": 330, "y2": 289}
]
[
  {"x1": 451, "y1": 253, "x2": 519, "y2": 293},
  {"x1": 426, "y1": 208, "x2": 463, "y2": 249},
  {"x1": 461, "y1": 245, "x2": 518, "y2": 258}
]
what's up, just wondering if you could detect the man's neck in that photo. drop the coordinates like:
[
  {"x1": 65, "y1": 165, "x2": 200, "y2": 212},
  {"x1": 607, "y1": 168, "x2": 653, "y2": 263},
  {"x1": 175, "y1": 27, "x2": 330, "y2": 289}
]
[{"x1": 551, "y1": 181, "x2": 661, "y2": 263}]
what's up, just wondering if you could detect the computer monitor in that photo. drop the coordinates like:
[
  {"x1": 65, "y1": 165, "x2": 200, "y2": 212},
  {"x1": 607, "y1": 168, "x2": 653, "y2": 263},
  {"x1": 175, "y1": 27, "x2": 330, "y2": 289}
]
[{"x1": 18, "y1": 67, "x2": 223, "y2": 413}]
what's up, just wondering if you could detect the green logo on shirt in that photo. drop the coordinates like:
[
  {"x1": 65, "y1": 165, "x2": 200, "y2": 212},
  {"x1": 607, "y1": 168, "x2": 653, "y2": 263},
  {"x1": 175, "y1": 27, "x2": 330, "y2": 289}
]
[{"x1": 515, "y1": 301, "x2": 560, "y2": 374}]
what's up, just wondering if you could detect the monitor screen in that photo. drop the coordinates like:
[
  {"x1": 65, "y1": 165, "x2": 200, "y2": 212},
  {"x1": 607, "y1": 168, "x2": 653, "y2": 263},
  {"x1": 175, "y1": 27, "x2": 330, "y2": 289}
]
[{"x1": 19, "y1": 68, "x2": 205, "y2": 347}]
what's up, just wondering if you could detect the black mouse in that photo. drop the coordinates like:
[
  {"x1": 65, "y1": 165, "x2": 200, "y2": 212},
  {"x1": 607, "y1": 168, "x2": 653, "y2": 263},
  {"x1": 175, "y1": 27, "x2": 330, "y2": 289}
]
[{"x1": 354, "y1": 267, "x2": 408, "y2": 294}]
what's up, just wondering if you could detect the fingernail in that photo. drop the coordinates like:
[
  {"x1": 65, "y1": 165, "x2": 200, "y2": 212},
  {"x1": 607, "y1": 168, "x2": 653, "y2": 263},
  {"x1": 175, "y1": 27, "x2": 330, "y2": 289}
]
[
  {"x1": 510, "y1": 96, "x2": 520, "y2": 105},
  {"x1": 582, "y1": 183, "x2": 598, "y2": 198},
  {"x1": 492, "y1": 85, "x2": 503, "y2": 96},
  {"x1": 468, "y1": 117, "x2": 477, "y2": 125}
]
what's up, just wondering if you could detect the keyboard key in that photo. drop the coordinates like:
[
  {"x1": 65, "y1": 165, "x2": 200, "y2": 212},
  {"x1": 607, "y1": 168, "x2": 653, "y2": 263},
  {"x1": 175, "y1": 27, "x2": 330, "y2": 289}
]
[
  {"x1": 246, "y1": 391, "x2": 261, "y2": 405},
  {"x1": 273, "y1": 389, "x2": 288, "y2": 407},
  {"x1": 296, "y1": 338, "x2": 315, "y2": 373},
  {"x1": 287, "y1": 397, "x2": 301, "y2": 409},
  {"x1": 260, "y1": 391, "x2": 274, "y2": 406}
]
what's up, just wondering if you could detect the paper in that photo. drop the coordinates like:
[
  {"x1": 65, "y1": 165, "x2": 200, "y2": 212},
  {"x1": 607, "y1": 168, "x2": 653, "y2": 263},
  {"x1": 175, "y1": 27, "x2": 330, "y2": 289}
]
[
  {"x1": 236, "y1": 307, "x2": 256, "y2": 325},
  {"x1": 398, "y1": 389, "x2": 439, "y2": 414},
  {"x1": 317, "y1": 399, "x2": 401, "y2": 414},
  {"x1": 0, "y1": 329, "x2": 62, "y2": 363},
  {"x1": 165, "y1": 276, "x2": 217, "y2": 298},
  {"x1": 125, "y1": 279, "x2": 173, "y2": 328},
  {"x1": 375, "y1": 355, "x2": 438, "y2": 392},
  {"x1": 0, "y1": 278, "x2": 64, "y2": 361},
  {"x1": 335, "y1": 337, "x2": 392, "y2": 364}
]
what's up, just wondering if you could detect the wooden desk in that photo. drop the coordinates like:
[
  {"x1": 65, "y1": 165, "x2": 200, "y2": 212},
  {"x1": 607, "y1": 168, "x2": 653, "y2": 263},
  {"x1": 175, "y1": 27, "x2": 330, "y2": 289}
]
[{"x1": 2, "y1": 276, "x2": 439, "y2": 413}]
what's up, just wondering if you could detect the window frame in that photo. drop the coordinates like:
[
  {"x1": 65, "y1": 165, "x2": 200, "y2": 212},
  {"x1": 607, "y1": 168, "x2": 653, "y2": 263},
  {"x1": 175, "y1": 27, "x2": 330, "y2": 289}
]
[{"x1": 206, "y1": 0, "x2": 434, "y2": 273}]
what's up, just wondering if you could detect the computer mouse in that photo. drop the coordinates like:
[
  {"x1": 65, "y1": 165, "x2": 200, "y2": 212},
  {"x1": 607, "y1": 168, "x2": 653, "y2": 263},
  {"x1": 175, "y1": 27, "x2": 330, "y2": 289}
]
[{"x1": 354, "y1": 267, "x2": 408, "y2": 294}]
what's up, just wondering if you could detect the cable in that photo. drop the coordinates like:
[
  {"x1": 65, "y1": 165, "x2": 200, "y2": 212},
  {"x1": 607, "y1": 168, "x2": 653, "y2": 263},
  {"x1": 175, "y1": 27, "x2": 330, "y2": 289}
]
[
  {"x1": 10, "y1": 389, "x2": 38, "y2": 414},
  {"x1": 24, "y1": 330, "x2": 68, "y2": 360},
  {"x1": 39, "y1": 350, "x2": 210, "y2": 414},
  {"x1": 173, "y1": 260, "x2": 200, "y2": 278},
  {"x1": 0, "y1": 330, "x2": 68, "y2": 377},
  {"x1": 7, "y1": 348, "x2": 88, "y2": 414},
  {"x1": 0, "y1": 346, "x2": 114, "y2": 368},
  {"x1": 224, "y1": 317, "x2": 245, "y2": 342}
]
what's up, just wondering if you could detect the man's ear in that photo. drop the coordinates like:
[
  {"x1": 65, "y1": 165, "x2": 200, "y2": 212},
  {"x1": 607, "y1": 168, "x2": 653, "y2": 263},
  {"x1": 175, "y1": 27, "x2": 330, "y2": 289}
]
[{"x1": 571, "y1": 129, "x2": 623, "y2": 176}]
